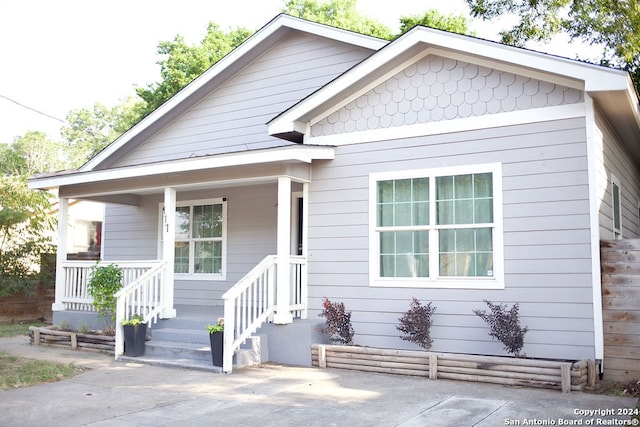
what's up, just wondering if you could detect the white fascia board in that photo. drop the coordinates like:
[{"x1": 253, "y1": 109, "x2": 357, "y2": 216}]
[
  {"x1": 269, "y1": 26, "x2": 634, "y2": 137},
  {"x1": 29, "y1": 146, "x2": 335, "y2": 190},
  {"x1": 411, "y1": 29, "x2": 629, "y2": 91},
  {"x1": 280, "y1": 14, "x2": 386, "y2": 51},
  {"x1": 82, "y1": 14, "x2": 383, "y2": 172}
]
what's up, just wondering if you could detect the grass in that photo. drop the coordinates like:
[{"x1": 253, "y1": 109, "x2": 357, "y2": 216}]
[
  {"x1": 0, "y1": 351, "x2": 86, "y2": 390},
  {"x1": 0, "y1": 322, "x2": 44, "y2": 338},
  {"x1": 0, "y1": 322, "x2": 87, "y2": 390}
]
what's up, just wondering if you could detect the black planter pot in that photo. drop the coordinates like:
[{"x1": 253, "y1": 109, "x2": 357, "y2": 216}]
[
  {"x1": 123, "y1": 323, "x2": 147, "y2": 357},
  {"x1": 209, "y1": 332, "x2": 223, "y2": 367}
]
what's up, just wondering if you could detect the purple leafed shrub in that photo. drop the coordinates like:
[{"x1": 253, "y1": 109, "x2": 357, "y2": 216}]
[
  {"x1": 397, "y1": 298, "x2": 436, "y2": 350},
  {"x1": 318, "y1": 297, "x2": 354, "y2": 345},
  {"x1": 473, "y1": 299, "x2": 528, "y2": 357}
]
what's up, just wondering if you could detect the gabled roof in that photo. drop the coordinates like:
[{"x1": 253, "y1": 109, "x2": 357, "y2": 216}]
[
  {"x1": 268, "y1": 25, "x2": 640, "y2": 151},
  {"x1": 80, "y1": 14, "x2": 387, "y2": 172}
]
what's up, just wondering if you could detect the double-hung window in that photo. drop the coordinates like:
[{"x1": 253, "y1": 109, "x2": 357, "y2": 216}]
[
  {"x1": 161, "y1": 198, "x2": 227, "y2": 279},
  {"x1": 370, "y1": 164, "x2": 503, "y2": 288}
]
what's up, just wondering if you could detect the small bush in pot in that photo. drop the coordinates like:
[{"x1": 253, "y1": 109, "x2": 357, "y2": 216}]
[
  {"x1": 121, "y1": 314, "x2": 147, "y2": 357},
  {"x1": 207, "y1": 318, "x2": 224, "y2": 367},
  {"x1": 397, "y1": 297, "x2": 436, "y2": 351}
]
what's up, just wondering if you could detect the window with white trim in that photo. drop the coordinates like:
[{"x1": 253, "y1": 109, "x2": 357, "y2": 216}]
[
  {"x1": 370, "y1": 164, "x2": 503, "y2": 288},
  {"x1": 611, "y1": 175, "x2": 622, "y2": 239},
  {"x1": 160, "y1": 198, "x2": 227, "y2": 279}
]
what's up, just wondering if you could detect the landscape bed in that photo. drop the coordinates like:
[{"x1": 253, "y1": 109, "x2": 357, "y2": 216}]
[
  {"x1": 29, "y1": 326, "x2": 115, "y2": 354},
  {"x1": 312, "y1": 344, "x2": 595, "y2": 393}
]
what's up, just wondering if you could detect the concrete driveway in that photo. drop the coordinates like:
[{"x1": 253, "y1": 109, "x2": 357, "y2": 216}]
[{"x1": 1, "y1": 336, "x2": 637, "y2": 426}]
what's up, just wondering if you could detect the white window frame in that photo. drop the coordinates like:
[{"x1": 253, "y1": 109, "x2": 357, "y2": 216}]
[
  {"x1": 159, "y1": 197, "x2": 227, "y2": 281},
  {"x1": 611, "y1": 174, "x2": 622, "y2": 239},
  {"x1": 369, "y1": 163, "x2": 504, "y2": 289}
]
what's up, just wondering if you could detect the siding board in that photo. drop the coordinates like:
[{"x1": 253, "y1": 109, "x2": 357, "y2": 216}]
[
  {"x1": 596, "y1": 107, "x2": 640, "y2": 239},
  {"x1": 117, "y1": 33, "x2": 373, "y2": 167},
  {"x1": 308, "y1": 118, "x2": 596, "y2": 360},
  {"x1": 103, "y1": 184, "x2": 278, "y2": 306}
]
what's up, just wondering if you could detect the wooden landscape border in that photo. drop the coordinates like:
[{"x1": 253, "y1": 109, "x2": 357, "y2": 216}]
[
  {"x1": 311, "y1": 344, "x2": 596, "y2": 393},
  {"x1": 29, "y1": 326, "x2": 115, "y2": 354}
]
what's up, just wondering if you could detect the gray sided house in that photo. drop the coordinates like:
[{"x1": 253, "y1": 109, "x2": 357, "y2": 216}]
[{"x1": 30, "y1": 15, "x2": 640, "y2": 374}]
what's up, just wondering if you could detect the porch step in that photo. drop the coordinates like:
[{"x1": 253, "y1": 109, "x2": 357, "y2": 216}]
[
  {"x1": 146, "y1": 339, "x2": 212, "y2": 363},
  {"x1": 119, "y1": 339, "x2": 222, "y2": 373},
  {"x1": 151, "y1": 327, "x2": 210, "y2": 345},
  {"x1": 120, "y1": 331, "x2": 269, "y2": 372},
  {"x1": 118, "y1": 319, "x2": 269, "y2": 372},
  {"x1": 119, "y1": 306, "x2": 269, "y2": 372}
]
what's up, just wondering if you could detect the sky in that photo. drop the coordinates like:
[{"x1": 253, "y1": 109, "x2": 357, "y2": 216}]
[{"x1": 0, "y1": 0, "x2": 591, "y2": 144}]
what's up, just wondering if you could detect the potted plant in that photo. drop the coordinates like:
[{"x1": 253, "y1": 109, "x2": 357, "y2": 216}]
[
  {"x1": 206, "y1": 318, "x2": 224, "y2": 367},
  {"x1": 122, "y1": 314, "x2": 147, "y2": 357}
]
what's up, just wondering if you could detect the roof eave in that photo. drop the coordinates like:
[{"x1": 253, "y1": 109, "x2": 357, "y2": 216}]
[
  {"x1": 81, "y1": 14, "x2": 385, "y2": 172},
  {"x1": 268, "y1": 25, "x2": 639, "y2": 140},
  {"x1": 29, "y1": 145, "x2": 335, "y2": 191}
]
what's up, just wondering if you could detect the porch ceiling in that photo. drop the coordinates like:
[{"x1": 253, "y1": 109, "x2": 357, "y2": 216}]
[{"x1": 30, "y1": 145, "x2": 334, "y2": 204}]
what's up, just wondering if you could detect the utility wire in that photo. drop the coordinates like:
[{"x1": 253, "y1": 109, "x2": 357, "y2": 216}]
[{"x1": 0, "y1": 93, "x2": 66, "y2": 124}]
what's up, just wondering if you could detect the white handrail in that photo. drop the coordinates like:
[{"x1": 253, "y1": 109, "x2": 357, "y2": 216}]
[
  {"x1": 114, "y1": 261, "x2": 167, "y2": 357},
  {"x1": 221, "y1": 255, "x2": 277, "y2": 373},
  {"x1": 220, "y1": 255, "x2": 307, "y2": 373}
]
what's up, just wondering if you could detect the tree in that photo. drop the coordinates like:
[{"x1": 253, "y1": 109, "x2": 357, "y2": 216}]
[
  {"x1": 135, "y1": 23, "x2": 252, "y2": 116},
  {"x1": 283, "y1": 0, "x2": 393, "y2": 39},
  {"x1": 464, "y1": 0, "x2": 640, "y2": 91},
  {"x1": 0, "y1": 175, "x2": 54, "y2": 296},
  {"x1": 0, "y1": 143, "x2": 27, "y2": 176},
  {"x1": 1, "y1": 133, "x2": 61, "y2": 296},
  {"x1": 399, "y1": 9, "x2": 475, "y2": 36},
  {"x1": 60, "y1": 98, "x2": 144, "y2": 167},
  {"x1": 11, "y1": 131, "x2": 67, "y2": 174}
]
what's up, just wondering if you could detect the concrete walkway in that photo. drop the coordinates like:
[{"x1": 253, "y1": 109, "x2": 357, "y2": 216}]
[{"x1": 1, "y1": 336, "x2": 638, "y2": 427}]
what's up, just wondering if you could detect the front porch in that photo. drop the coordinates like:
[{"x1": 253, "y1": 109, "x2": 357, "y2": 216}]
[
  {"x1": 53, "y1": 253, "x2": 309, "y2": 372},
  {"x1": 33, "y1": 146, "x2": 336, "y2": 373}
]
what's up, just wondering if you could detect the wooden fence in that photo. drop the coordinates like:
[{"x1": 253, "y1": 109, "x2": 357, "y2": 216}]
[
  {"x1": 601, "y1": 239, "x2": 640, "y2": 382},
  {"x1": 0, "y1": 284, "x2": 54, "y2": 324}
]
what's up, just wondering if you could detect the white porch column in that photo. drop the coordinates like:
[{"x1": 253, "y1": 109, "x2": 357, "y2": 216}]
[
  {"x1": 274, "y1": 176, "x2": 293, "y2": 324},
  {"x1": 162, "y1": 187, "x2": 177, "y2": 318},
  {"x1": 52, "y1": 197, "x2": 69, "y2": 311}
]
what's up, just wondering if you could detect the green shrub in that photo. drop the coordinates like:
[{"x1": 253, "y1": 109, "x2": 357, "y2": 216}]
[{"x1": 87, "y1": 262, "x2": 122, "y2": 333}]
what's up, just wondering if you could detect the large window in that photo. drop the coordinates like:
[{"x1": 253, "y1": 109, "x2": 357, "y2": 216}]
[
  {"x1": 161, "y1": 198, "x2": 227, "y2": 279},
  {"x1": 370, "y1": 164, "x2": 503, "y2": 288}
]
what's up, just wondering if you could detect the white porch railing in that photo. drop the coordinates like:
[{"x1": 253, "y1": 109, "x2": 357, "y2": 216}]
[
  {"x1": 114, "y1": 261, "x2": 168, "y2": 357},
  {"x1": 58, "y1": 261, "x2": 163, "y2": 311},
  {"x1": 288, "y1": 255, "x2": 308, "y2": 319},
  {"x1": 221, "y1": 255, "x2": 307, "y2": 373}
]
